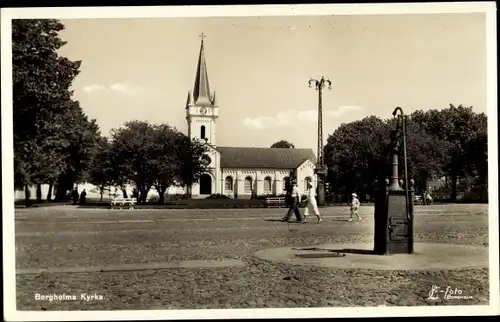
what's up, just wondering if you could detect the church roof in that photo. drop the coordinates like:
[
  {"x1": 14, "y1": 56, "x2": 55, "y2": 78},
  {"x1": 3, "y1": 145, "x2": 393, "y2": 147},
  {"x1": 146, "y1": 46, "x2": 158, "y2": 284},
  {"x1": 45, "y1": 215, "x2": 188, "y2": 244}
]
[
  {"x1": 192, "y1": 37, "x2": 214, "y2": 106},
  {"x1": 217, "y1": 147, "x2": 317, "y2": 169}
]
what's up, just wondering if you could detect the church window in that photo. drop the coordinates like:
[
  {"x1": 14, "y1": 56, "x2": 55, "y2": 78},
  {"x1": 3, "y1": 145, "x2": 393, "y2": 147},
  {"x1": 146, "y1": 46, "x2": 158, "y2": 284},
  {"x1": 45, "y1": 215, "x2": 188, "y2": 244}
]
[
  {"x1": 304, "y1": 177, "x2": 312, "y2": 190},
  {"x1": 225, "y1": 177, "x2": 233, "y2": 191},
  {"x1": 201, "y1": 125, "x2": 206, "y2": 140},
  {"x1": 264, "y1": 177, "x2": 272, "y2": 193},
  {"x1": 244, "y1": 177, "x2": 253, "y2": 193}
]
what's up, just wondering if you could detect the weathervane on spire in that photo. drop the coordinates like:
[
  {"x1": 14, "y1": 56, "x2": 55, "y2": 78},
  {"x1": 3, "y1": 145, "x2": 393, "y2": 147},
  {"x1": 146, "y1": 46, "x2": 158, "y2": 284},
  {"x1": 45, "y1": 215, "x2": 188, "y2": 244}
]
[{"x1": 199, "y1": 32, "x2": 206, "y2": 42}]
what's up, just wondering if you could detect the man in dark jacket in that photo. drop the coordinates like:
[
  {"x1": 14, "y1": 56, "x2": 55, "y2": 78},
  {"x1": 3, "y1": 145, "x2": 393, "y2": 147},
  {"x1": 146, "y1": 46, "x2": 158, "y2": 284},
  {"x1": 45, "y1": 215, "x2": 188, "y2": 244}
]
[{"x1": 282, "y1": 179, "x2": 302, "y2": 222}]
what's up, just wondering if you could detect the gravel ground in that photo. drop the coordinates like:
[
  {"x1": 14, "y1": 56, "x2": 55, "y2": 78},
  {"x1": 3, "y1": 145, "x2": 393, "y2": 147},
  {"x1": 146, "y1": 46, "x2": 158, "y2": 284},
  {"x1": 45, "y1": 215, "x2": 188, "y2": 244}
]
[{"x1": 14, "y1": 204, "x2": 490, "y2": 310}]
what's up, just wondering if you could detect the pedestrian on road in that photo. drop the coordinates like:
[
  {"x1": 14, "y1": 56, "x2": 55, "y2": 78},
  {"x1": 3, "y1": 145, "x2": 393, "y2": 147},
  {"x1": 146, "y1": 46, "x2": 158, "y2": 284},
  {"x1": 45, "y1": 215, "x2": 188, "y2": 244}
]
[
  {"x1": 71, "y1": 188, "x2": 79, "y2": 205},
  {"x1": 282, "y1": 180, "x2": 302, "y2": 222},
  {"x1": 348, "y1": 192, "x2": 362, "y2": 222},
  {"x1": 302, "y1": 182, "x2": 323, "y2": 224},
  {"x1": 79, "y1": 189, "x2": 87, "y2": 205},
  {"x1": 424, "y1": 191, "x2": 433, "y2": 205}
]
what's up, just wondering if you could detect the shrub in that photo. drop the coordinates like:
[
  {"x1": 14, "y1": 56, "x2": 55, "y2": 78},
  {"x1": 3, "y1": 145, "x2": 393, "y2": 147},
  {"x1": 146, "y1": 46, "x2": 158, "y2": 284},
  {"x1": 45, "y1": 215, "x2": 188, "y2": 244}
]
[
  {"x1": 205, "y1": 193, "x2": 230, "y2": 199},
  {"x1": 167, "y1": 193, "x2": 190, "y2": 201},
  {"x1": 147, "y1": 195, "x2": 160, "y2": 203},
  {"x1": 462, "y1": 185, "x2": 488, "y2": 203}
]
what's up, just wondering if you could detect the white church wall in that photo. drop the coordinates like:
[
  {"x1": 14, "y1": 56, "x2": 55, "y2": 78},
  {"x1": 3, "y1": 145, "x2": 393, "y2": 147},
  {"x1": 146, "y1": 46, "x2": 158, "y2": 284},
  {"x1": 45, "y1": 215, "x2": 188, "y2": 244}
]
[
  {"x1": 296, "y1": 160, "x2": 317, "y2": 194},
  {"x1": 191, "y1": 170, "x2": 216, "y2": 199},
  {"x1": 219, "y1": 168, "x2": 316, "y2": 199},
  {"x1": 190, "y1": 145, "x2": 221, "y2": 199}
]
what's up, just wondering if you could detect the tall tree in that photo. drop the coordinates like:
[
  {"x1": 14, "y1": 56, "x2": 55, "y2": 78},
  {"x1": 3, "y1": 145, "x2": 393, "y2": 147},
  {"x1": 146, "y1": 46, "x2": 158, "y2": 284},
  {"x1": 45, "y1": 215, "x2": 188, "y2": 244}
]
[
  {"x1": 88, "y1": 138, "x2": 114, "y2": 201},
  {"x1": 54, "y1": 101, "x2": 102, "y2": 200},
  {"x1": 413, "y1": 104, "x2": 486, "y2": 200},
  {"x1": 12, "y1": 19, "x2": 82, "y2": 201},
  {"x1": 323, "y1": 106, "x2": 487, "y2": 201},
  {"x1": 149, "y1": 124, "x2": 182, "y2": 204},
  {"x1": 324, "y1": 116, "x2": 391, "y2": 201},
  {"x1": 271, "y1": 140, "x2": 295, "y2": 149},
  {"x1": 110, "y1": 121, "x2": 157, "y2": 204},
  {"x1": 110, "y1": 121, "x2": 210, "y2": 203}
]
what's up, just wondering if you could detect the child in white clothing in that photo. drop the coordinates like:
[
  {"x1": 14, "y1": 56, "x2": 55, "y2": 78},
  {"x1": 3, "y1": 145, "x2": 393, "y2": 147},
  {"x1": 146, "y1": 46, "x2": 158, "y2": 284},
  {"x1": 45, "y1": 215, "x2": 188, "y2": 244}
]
[
  {"x1": 302, "y1": 183, "x2": 323, "y2": 223},
  {"x1": 348, "y1": 192, "x2": 362, "y2": 222}
]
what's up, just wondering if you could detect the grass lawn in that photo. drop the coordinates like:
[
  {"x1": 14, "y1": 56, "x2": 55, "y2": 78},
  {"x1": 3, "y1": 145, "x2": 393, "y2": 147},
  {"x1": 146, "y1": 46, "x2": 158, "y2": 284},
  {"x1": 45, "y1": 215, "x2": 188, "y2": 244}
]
[{"x1": 14, "y1": 204, "x2": 489, "y2": 310}]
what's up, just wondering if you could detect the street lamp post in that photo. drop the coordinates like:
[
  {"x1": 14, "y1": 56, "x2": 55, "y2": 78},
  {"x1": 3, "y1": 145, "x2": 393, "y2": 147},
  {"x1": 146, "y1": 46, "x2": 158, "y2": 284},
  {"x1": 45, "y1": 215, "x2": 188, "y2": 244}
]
[{"x1": 308, "y1": 76, "x2": 332, "y2": 207}]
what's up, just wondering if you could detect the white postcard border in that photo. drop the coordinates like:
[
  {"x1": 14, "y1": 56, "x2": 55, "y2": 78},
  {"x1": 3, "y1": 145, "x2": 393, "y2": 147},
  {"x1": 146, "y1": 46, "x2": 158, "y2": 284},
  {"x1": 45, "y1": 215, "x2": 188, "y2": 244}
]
[{"x1": 2, "y1": 2, "x2": 498, "y2": 321}]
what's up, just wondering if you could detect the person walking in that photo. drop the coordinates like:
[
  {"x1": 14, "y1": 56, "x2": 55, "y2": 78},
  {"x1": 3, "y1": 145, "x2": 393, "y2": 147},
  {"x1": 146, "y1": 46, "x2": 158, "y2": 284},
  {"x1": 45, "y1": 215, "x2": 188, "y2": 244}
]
[
  {"x1": 71, "y1": 188, "x2": 79, "y2": 205},
  {"x1": 348, "y1": 192, "x2": 362, "y2": 222},
  {"x1": 302, "y1": 182, "x2": 323, "y2": 224},
  {"x1": 79, "y1": 189, "x2": 87, "y2": 205},
  {"x1": 424, "y1": 191, "x2": 433, "y2": 205},
  {"x1": 282, "y1": 180, "x2": 302, "y2": 222}
]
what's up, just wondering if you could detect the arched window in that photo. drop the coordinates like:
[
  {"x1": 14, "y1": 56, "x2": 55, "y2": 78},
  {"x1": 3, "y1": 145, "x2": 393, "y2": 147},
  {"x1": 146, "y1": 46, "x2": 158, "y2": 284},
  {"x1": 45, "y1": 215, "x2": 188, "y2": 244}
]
[
  {"x1": 304, "y1": 177, "x2": 312, "y2": 191},
  {"x1": 244, "y1": 176, "x2": 253, "y2": 193},
  {"x1": 200, "y1": 125, "x2": 206, "y2": 140},
  {"x1": 225, "y1": 176, "x2": 233, "y2": 191},
  {"x1": 283, "y1": 176, "x2": 289, "y2": 191},
  {"x1": 264, "y1": 177, "x2": 272, "y2": 194}
]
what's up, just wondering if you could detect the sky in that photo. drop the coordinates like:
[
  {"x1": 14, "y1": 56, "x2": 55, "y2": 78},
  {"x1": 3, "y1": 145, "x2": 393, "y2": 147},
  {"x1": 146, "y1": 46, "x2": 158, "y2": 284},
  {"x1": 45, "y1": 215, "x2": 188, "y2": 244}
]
[{"x1": 57, "y1": 13, "x2": 487, "y2": 152}]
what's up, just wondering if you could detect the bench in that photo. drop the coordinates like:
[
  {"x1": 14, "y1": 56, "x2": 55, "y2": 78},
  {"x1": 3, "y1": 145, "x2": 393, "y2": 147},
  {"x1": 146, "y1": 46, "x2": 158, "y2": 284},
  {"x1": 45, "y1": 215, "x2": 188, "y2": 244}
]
[
  {"x1": 265, "y1": 197, "x2": 286, "y2": 208},
  {"x1": 111, "y1": 197, "x2": 137, "y2": 209}
]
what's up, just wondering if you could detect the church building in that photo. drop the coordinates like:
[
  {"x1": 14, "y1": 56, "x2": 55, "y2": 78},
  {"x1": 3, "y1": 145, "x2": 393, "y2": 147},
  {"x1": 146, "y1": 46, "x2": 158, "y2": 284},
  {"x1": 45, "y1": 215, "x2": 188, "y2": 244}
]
[{"x1": 186, "y1": 37, "x2": 318, "y2": 198}]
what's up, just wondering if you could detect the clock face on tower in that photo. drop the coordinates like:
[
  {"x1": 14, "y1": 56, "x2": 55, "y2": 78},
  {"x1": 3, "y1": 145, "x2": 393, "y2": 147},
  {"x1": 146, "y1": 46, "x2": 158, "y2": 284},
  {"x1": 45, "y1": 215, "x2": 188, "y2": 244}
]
[
  {"x1": 201, "y1": 154, "x2": 211, "y2": 166},
  {"x1": 199, "y1": 107, "x2": 207, "y2": 115}
]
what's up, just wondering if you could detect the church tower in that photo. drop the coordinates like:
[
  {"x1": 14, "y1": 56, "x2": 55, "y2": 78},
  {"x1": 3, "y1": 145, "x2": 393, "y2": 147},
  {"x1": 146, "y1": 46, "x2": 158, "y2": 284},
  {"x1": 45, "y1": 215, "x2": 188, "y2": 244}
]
[{"x1": 186, "y1": 34, "x2": 218, "y2": 146}]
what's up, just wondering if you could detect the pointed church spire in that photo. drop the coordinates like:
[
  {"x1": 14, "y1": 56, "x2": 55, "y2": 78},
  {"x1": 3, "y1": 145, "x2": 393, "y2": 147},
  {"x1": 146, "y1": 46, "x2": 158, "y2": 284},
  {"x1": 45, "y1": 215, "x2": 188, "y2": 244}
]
[
  {"x1": 193, "y1": 33, "x2": 213, "y2": 106},
  {"x1": 186, "y1": 91, "x2": 193, "y2": 108}
]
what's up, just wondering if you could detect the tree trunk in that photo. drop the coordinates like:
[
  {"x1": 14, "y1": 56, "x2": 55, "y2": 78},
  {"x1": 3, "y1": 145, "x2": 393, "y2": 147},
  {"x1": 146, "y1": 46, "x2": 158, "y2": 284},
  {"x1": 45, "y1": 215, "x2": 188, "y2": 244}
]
[
  {"x1": 420, "y1": 174, "x2": 428, "y2": 194},
  {"x1": 24, "y1": 184, "x2": 31, "y2": 203},
  {"x1": 158, "y1": 187, "x2": 167, "y2": 204},
  {"x1": 100, "y1": 187, "x2": 104, "y2": 202},
  {"x1": 55, "y1": 176, "x2": 72, "y2": 200},
  {"x1": 46, "y1": 184, "x2": 53, "y2": 201},
  {"x1": 450, "y1": 173, "x2": 458, "y2": 201},
  {"x1": 140, "y1": 188, "x2": 150, "y2": 203},
  {"x1": 121, "y1": 187, "x2": 128, "y2": 198},
  {"x1": 36, "y1": 184, "x2": 42, "y2": 202},
  {"x1": 55, "y1": 184, "x2": 64, "y2": 200}
]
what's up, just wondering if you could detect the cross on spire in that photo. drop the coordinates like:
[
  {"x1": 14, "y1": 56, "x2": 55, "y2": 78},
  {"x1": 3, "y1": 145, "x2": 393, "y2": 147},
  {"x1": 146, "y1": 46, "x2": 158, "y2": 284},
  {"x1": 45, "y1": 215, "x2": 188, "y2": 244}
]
[
  {"x1": 192, "y1": 33, "x2": 212, "y2": 106},
  {"x1": 199, "y1": 32, "x2": 206, "y2": 42}
]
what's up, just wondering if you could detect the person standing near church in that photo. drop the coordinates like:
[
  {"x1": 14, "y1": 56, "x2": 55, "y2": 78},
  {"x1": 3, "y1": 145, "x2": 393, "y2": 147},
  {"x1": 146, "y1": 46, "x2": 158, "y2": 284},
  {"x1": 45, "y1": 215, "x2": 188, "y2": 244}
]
[
  {"x1": 282, "y1": 180, "x2": 302, "y2": 222},
  {"x1": 348, "y1": 192, "x2": 362, "y2": 222},
  {"x1": 302, "y1": 182, "x2": 323, "y2": 224}
]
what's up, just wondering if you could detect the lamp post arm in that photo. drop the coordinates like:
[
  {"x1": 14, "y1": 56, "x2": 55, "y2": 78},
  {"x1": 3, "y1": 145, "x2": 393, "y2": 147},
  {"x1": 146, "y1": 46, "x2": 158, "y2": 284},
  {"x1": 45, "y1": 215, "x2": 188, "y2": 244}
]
[{"x1": 308, "y1": 78, "x2": 319, "y2": 89}]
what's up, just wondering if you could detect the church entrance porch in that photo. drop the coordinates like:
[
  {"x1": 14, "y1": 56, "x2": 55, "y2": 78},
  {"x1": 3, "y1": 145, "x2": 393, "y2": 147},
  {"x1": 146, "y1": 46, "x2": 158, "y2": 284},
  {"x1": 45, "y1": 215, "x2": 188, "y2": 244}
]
[{"x1": 199, "y1": 174, "x2": 212, "y2": 195}]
